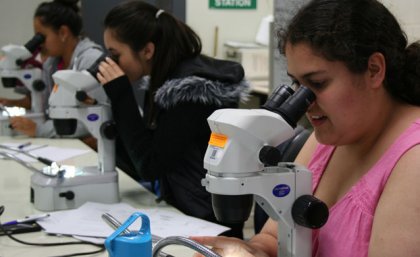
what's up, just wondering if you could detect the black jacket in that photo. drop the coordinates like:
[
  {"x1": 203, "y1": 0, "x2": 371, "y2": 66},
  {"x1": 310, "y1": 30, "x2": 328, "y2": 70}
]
[{"x1": 103, "y1": 55, "x2": 249, "y2": 236}]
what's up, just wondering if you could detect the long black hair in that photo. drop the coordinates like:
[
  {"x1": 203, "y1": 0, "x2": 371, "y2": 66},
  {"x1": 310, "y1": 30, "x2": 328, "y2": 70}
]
[
  {"x1": 34, "y1": 0, "x2": 82, "y2": 36},
  {"x1": 279, "y1": 0, "x2": 420, "y2": 105},
  {"x1": 104, "y1": 0, "x2": 202, "y2": 124}
]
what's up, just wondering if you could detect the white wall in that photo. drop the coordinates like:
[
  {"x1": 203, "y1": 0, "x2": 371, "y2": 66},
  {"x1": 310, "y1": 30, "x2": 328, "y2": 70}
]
[
  {"x1": 186, "y1": 0, "x2": 274, "y2": 58},
  {"x1": 1, "y1": 0, "x2": 419, "y2": 56},
  {"x1": 381, "y1": 0, "x2": 420, "y2": 42},
  {"x1": 1, "y1": 0, "x2": 418, "y2": 58},
  {"x1": 0, "y1": 0, "x2": 45, "y2": 47},
  {"x1": 0, "y1": 0, "x2": 419, "y2": 75},
  {"x1": 0, "y1": 0, "x2": 44, "y2": 98},
  {"x1": 186, "y1": 0, "x2": 420, "y2": 59}
]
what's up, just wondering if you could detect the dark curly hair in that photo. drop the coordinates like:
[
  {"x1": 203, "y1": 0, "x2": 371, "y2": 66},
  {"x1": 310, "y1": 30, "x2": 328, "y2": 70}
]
[{"x1": 279, "y1": 0, "x2": 420, "y2": 105}]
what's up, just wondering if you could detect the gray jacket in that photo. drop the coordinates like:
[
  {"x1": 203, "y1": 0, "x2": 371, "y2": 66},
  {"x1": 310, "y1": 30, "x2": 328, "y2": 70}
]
[{"x1": 36, "y1": 38, "x2": 103, "y2": 138}]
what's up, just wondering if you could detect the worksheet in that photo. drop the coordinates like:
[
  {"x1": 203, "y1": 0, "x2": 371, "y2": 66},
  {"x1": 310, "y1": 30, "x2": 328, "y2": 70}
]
[{"x1": 37, "y1": 202, "x2": 229, "y2": 243}]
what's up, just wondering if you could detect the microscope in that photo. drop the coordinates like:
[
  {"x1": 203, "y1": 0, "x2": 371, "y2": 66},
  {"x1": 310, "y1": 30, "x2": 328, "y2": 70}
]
[
  {"x1": 0, "y1": 33, "x2": 46, "y2": 113},
  {"x1": 30, "y1": 55, "x2": 120, "y2": 211},
  {"x1": 0, "y1": 34, "x2": 47, "y2": 136},
  {"x1": 202, "y1": 85, "x2": 329, "y2": 257}
]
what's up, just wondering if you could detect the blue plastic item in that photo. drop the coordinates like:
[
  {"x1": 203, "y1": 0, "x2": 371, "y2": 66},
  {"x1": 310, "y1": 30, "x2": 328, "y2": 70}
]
[{"x1": 105, "y1": 212, "x2": 152, "y2": 257}]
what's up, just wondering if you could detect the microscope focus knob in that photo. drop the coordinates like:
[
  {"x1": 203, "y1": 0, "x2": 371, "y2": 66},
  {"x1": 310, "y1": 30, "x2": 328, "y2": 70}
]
[
  {"x1": 292, "y1": 195, "x2": 329, "y2": 229},
  {"x1": 76, "y1": 90, "x2": 98, "y2": 105},
  {"x1": 32, "y1": 80, "x2": 45, "y2": 91},
  {"x1": 101, "y1": 121, "x2": 117, "y2": 140},
  {"x1": 59, "y1": 191, "x2": 75, "y2": 200},
  {"x1": 259, "y1": 145, "x2": 281, "y2": 166},
  {"x1": 16, "y1": 59, "x2": 25, "y2": 66},
  {"x1": 75, "y1": 90, "x2": 88, "y2": 102}
]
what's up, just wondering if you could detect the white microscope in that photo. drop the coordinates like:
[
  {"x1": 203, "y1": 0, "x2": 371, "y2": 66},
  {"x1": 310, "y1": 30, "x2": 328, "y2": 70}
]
[
  {"x1": 30, "y1": 55, "x2": 120, "y2": 211},
  {"x1": 0, "y1": 33, "x2": 47, "y2": 113},
  {"x1": 0, "y1": 34, "x2": 47, "y2": 135},
  {"x1": 202, "y1": 85, "x2": 329, "y2": 257}
]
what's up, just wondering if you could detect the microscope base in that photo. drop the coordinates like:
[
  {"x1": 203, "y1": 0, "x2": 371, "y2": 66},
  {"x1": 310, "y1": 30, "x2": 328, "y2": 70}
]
[{"x1": 30, "y1": 166, "x2": 120, "y2": 211}]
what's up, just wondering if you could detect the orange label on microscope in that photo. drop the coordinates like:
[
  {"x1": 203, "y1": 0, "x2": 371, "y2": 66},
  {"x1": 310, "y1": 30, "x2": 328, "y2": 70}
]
[{"x1": 208, "y1": 133, "x2": 228, "y2": 148}]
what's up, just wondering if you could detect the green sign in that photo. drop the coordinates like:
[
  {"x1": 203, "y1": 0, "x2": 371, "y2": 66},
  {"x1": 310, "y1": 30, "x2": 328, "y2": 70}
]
[{"x1": 209, "y1": 0, "x2": 257, "y2": 9}]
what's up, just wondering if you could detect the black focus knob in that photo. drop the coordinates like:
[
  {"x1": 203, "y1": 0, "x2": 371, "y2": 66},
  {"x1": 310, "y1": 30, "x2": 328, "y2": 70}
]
[
  {"x1": 32, "y1": 80, "x2": 45, "y2": 91},
  {"x1": 76, "y1": 90, "x2": 98, "y2": 105},
  {"x1": 259, "y1": 145, "x2": 281, "y2": 166},
  {"x1": 101, "y1": 121, "x2": 117, "y2": 140},
  {"x1": 76, "y1": 90, "x2": 88, "y2": 102},
  {"x1": 59, "y1": 191, "x2": 75, "y2": 200},
  {"x1": 292, "y1": 195, "x2": 329, "y2": 229},
  {"x1": 16, "y1": 59, "x2": 24, "y2": 66}
]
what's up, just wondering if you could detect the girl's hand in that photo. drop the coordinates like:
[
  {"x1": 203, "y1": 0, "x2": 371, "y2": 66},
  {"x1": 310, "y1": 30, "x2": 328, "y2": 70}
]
[
  {"x1": 10, "y1": 117, "x2": 36, "y2": 137},
  {"x1": 96, "y1": 57, "x2": 125, "y2": 85},
  {"x1": 0, "y1": 98, "x2": 11, "y2": 106},
  {"x1": 190, "y1": 236, "x2": 270, "y2": 257}
]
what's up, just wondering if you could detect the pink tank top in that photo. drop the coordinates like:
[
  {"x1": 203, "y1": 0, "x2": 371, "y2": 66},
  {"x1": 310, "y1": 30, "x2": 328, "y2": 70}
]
[{"x1": 309, "y1": 119, "x2": 420, "y2": 257}]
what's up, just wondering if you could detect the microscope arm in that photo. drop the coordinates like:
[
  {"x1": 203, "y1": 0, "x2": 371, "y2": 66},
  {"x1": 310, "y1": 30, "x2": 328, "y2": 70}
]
[
  {"x1": 202, "y1": 85, "x2": 328, "y2": 257},
  {"x1": 48, "y1": 105, "x2": 115, "y2": 173},
  {"x1": 203, "y1": 163, "x2": 317, "y2": 257},
  {"x1": 29, "y1": 56, "x2": 120, "y2": 212},
  {"x1": 49, "y1": 70, "x2": 116, "y2": 173}
]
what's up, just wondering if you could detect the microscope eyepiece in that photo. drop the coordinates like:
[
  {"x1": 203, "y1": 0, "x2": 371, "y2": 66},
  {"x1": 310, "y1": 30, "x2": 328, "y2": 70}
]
[
  {"x1": 261, "y1": 84, "x2": 294, "y2": 112},
  {"x1": 87, "y1": 53, "x2": 107, "y2": 80},
  {"x1": 277, "y1": 86, "x2": 315, "y2": 128},
  {"x1": 24, "y1": 33, "x2": 45, "y2": 54},
  {"x1": 86, "y1": 53, "x2": 111, "y2": 81},
  {"x1": 263, "y1": 85, "x2": 315, "y2": 128}
]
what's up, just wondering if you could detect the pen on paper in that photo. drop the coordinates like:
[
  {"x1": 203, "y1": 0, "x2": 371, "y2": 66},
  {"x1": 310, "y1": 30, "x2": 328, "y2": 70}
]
[
  {"x1": 2, "y1": 213, "x2": 50, "y2": 226},
  {"x1": 17, "y1": 142, "x2": 32, "y2": 150},
  {"x1": 26, "y1": 144, "x2": 48, "y2": 152}
]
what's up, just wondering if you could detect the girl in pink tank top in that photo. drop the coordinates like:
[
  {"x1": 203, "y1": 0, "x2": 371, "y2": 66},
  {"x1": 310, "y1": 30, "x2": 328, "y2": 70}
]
[
  {"x1": 309, "y1": 120, "x2": 420, "y2": 257},
  {"x1": 190, "y1": 0, "x2": 420, "y2": 256}
]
